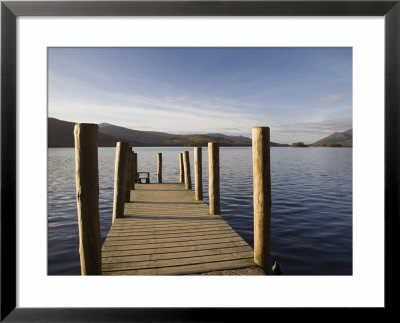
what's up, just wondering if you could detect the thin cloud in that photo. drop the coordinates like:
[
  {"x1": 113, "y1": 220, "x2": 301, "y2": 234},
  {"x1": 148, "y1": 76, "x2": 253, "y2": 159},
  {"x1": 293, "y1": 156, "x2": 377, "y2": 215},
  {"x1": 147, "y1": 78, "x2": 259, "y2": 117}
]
[
  {"x1": 49, "y1": 97, "x2": 263, "y2": 136},
  {"x1": 319, "y1": 94, "x2": 345, "y2": 102},
  {"x1": 48, "y1": 48, "x2": 352, "y2": 143}
]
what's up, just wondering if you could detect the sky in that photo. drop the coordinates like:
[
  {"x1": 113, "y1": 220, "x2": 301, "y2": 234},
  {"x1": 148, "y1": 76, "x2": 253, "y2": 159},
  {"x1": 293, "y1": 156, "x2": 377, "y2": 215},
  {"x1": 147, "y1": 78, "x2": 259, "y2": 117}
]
[{"x1": 48, "y1": 47, "x2": 352, "y2": 144}]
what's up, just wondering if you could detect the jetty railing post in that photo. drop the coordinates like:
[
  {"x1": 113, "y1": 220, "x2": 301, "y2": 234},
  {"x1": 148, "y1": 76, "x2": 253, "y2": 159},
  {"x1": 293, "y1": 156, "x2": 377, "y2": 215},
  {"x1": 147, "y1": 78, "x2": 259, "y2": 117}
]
[
  {"x1": 112, "y1": 141, "x2": 129, "y2": 222},
  {"x1": 183, "y1": 151, "x2": 192, "y2": 190},
  {"x1": 194, "y1": 147, "x2": 203, "y2": 200},
  {"x1": 125, "y1": 146, "x2": 132, "y2": 202},
  {"x1": 208, "y1": 142, "x2": 220, "y2": 215},
  {"x1": 157, "y1": 152, "x2": 162, "y2": 183},
  {"x1": 252, "y1": 126, "x2": 271, "y2": 272},
  {"x1": 73, "y1": 123, "x2": 101, "y2": 275},
  {"x1": 179, "y1": 152, "x2": 184, "y2": 184},
  {"x1": 130, "y1": 151, "x2": 136, "y2": 190}
]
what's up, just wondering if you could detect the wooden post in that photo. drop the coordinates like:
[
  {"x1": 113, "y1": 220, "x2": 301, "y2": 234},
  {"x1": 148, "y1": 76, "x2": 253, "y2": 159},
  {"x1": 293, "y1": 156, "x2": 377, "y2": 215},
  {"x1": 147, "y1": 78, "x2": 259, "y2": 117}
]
[
  {"x1": 73, "y1": 123, "x2": 101, "y2": 275},
  {"x1": 112, "y1": 142, "x2": 129, "y2": 222},
  {"x1": 208, "y1": 142, "x2": 220, "y2": 215},
  {"x1": 157, "y1": 152, "x2": 162, "y2": 183},
  {"x1": 134, "y1": 152, "x2": 138, "y2": 183},
  {"x1": 179, "y1": 153, "x2": 184, "y2": 184},
  {"x1": 252, "y1": 126, "x2": 271, "y2": 272},
  {"x1": 130, "y1": 151, "x2": 136, "y2": 190},
  {"x1": 183, "y1": 151, "x2": 192, "y2": 190},
  {"x1": 194, "y1": 147, "x2": 203, "y2": 200},
  {"x1": 125, "y1": 146, "x2": 132, "y2": 202}
]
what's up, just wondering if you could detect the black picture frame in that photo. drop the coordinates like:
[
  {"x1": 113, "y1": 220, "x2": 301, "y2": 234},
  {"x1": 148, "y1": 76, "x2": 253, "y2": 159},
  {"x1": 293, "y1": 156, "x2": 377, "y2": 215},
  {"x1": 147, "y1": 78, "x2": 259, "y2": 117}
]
[{"x1": 1, "y1": 0, "x2": 399, "y2": 321}]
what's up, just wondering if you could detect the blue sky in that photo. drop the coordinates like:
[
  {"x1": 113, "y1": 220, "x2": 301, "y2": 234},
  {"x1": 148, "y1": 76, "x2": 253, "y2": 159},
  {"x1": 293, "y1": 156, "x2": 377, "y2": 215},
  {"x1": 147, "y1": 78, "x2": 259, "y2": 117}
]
[{"x1": 48, "y1": 47, "x2": 352, "y2": 144}]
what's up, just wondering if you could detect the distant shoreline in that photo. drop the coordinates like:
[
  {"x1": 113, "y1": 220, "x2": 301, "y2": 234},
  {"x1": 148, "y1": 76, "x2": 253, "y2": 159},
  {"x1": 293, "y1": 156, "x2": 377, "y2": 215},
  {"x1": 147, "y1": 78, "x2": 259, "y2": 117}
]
[
  {"x1": 48, "y1": 144, "x2": 352, "y2": 148},
  {"x1": 48, "y1": 117, "x2": 352, "y2": 148}
]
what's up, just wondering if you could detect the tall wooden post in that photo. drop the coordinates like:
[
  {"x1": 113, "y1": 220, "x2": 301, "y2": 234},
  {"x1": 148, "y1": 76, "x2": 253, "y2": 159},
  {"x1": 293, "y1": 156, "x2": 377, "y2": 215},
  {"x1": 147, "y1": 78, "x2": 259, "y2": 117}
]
[
  {"x1": 194, "y1": 147, "x2": 203, "y2": 200},
  {"x1": 134, "y1": 152, "x2": 138, "y2": 183},
  {"x1": 130, "y1": 151, "x2": 136, "y2": 190},
  {"x1": 208, "y1": 142, "x2": 220, "y2": 215},
  {"x1": 157, "y1": 153, "x2": 162, "y2": 183},
  {"x1": 179, "y1": 152, "x2": 184, "y2": 184},
  {"x1": 74, "y1": 123, "x2": 101, "y2": 275},
  {"x1": 125, "y1": 146, "x2": 132, "y2": 202},
  {"x1": 252, "y1": 126, "x2": 271, "y2": 272},
  {"x1": 183, "y1": 151, "x2": 192, "y2": 190},
  {"x1": 112, "y1": 142, "x2": 129, "y2": 223}
]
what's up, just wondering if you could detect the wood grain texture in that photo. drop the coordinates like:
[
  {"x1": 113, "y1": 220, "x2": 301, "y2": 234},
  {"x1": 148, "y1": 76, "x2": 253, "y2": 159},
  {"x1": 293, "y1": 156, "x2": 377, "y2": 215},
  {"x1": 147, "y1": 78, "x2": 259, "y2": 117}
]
[
  {"x1": 125, "y1": 146, "x2": 132, "y2": 202},
  {"x1": 183, "y1": 151, "x2": 192, "y2": 190},
  {"x1": 208, "y1": 142, "x2": 220, "y2": 215},
  {"x1": 133, "y1": 152, "x2": 138, "y2": 184},
  {"x1": 74, "y1": 123, "x2": 101, "y2": 275},
  {"x1": 130, "y1": 151, "x2": 135, "y2": 190},
  {"x1": 194, "y1": 147, "x2": 203, "y2": 200},
  {"x1": 102, "y1": 183, "x2": 256, "y2": 275},
  {"x1": 179, "y1": 152, "x2": 184, "y2": 183},
  {"x1": 252, "y1": 127, "x2": 271, "y2": 272},
  {"x1": 157, "y1": 152, "x2": 162, "y2": 183},
  {"x1": 112, "y1": 142, "x2": 129, "y2": 222}
]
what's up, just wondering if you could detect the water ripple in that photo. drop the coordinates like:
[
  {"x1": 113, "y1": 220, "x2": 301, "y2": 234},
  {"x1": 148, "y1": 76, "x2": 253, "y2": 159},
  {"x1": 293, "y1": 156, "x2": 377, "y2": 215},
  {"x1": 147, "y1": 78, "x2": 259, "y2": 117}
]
[{"x1": 48, "y1": 147, "x2": 352, "y2": 275}]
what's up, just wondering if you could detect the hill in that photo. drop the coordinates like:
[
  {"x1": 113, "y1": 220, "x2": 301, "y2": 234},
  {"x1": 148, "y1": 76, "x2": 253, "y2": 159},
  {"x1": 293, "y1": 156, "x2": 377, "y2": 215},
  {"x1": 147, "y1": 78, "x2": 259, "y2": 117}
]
[
  {"x1": 311, "y1": 129, "x2": 352, "y2": 147},
  {"x1": 48, "y1": 118, "x2": 293, "y2": 148},
  {"x1": 99, "y1": 123, "x2": 174, "y2": 145},
  {"x1": 48, "y1": 118, "x2": 258, "y2": 147},
  {"x1": 48, "y1": 118, "x2": 117, "y2": 147},
  {"x1": 99, "y1": 122, "x2": 254, "y2": 147}
]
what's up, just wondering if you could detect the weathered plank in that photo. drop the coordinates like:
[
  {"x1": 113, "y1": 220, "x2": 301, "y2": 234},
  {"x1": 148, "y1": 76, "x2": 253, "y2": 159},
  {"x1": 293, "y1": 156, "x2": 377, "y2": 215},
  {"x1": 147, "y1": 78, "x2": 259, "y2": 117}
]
[
  {"x1": 102, "y1": 240, "x2": 250, "y2": 257},
  {"x1": 102, "y1": 236, "x2": 248, "y2": 253},
  {"x1": 102, "y1": 246, "x2": 253, "y2": 264},
  {"x1": 102, "y1": 183, "x2": 257, "y2": 275},
  {"x1": 102, "y1": 259, "x2": 255, "y2": 276}
]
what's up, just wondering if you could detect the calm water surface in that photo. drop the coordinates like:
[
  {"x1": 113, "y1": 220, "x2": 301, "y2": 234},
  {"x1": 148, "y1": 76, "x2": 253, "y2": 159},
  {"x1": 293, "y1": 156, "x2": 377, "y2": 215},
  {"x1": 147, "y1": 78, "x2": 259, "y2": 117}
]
[{"x1": 48, "y1": 147, "x2": 352, "y2": 275}]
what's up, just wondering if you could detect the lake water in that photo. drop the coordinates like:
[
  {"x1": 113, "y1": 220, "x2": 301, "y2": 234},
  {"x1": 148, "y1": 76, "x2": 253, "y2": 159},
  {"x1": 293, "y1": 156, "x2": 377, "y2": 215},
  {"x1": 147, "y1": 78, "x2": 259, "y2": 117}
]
[{"x1": 48, "y1": 147, "x2": 352, "y2": 275}]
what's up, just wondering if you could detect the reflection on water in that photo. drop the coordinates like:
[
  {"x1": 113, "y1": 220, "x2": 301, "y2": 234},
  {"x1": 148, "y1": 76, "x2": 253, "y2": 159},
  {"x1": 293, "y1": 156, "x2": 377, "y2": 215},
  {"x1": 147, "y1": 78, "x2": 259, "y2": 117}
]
[{"x1": 48, "y1": 147, "x2": 352, "y2": 275}]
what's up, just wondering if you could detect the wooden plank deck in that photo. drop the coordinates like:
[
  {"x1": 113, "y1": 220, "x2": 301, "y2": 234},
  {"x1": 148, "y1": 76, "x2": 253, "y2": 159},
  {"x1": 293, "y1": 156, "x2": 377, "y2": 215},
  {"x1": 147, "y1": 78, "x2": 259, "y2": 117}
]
[{"x1": 101, "y1": 183, "x2": 259, "y2": 275}]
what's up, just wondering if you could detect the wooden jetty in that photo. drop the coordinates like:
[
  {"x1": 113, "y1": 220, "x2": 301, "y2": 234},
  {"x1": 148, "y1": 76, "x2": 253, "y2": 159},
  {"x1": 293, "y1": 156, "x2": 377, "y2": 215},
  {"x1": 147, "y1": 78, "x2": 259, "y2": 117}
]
[
  {"x1": 73, "y1": 124, "x2": 271, "y2": 276},
  {"x1": 102, "y1": 183, "x2": 255, "y2": 275}
]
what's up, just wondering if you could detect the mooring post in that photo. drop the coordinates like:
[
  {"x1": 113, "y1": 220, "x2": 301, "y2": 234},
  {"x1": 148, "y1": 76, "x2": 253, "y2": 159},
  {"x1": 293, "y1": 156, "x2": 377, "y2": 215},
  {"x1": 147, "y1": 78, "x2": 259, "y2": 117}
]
[
  {"x1": 73, "y1": 123, "x2": 101, "y2": 275},
  {"x1": 157, "y1": 152, "x2": 162, "y2": 183},
  {"x1": 179, "y1": 152, "x2": 184, "y2": 184},
  {"x1": 134, "y1": 152, "x2": 138, "y2": 183},
  {"x1": 208, "y1": 142, "x2": 220, "y2": 215},
  {"x1": 125, "y1": 146, "x2": 132, "y2": 202},
  {"x1": 130, "y1": 151, "x2": 136, "y2": 190},
  {"x1": 183, "y1": 151, "x2": 192, "y2": 190},
  {"x1": 112, "y1": 141, "x2": 129, "y2": 222},
  {"x1": 252, "y1": 126, "x2": 271, "y2": 272},
  {"x1": 194, "y1": 147, "x2": 203, "y2": 200}
]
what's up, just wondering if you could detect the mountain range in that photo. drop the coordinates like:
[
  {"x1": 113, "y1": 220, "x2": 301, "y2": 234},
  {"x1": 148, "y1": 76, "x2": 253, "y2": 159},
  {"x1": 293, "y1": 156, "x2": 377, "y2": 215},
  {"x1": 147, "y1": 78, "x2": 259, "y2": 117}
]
[
  {"x1": 48, "y1": 118, "x2": 259, "y2": 147},
  {"x1": 48, "y1": 117, "x2": 352, "y2": 148},
  {"x1": 98, "y1": 122, "x2": 256, "y2": 147}
]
